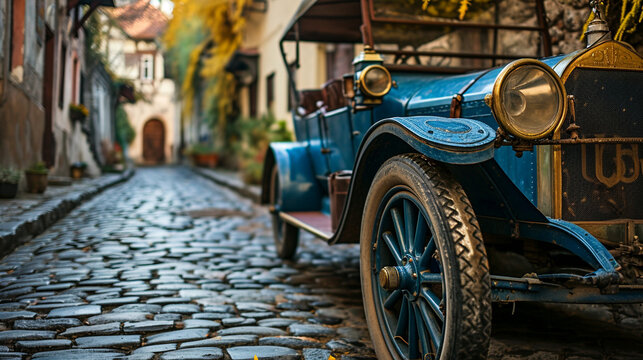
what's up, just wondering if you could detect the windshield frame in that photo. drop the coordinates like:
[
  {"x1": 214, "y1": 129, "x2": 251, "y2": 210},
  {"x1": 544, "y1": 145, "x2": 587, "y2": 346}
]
[{"x1": 361, "y1": 0, "x2": 552, "y2": 69}]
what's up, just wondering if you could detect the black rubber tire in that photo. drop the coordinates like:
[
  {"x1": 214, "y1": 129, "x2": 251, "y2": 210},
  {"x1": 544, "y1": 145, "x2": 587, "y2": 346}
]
[
  {"x1": 269, "y1": 166, "x2": 299, "y2": 259},
  {"x1": 360, "y1": 154, "x2": 491, "y2": 360}
]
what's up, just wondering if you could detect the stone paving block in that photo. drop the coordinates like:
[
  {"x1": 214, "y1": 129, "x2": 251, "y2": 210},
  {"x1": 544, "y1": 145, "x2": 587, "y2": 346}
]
[
  {"x1": 161, "y1": 304, "x2": 200, "y2": 314},
  {"x1": 87, "y1": 312, "x2": 151, "y2": 325},
  {"x1": 179, "y1": 335, "x2": 258, "y2": 349},
  {"x1": 31, "y1": 348, "x2": 126, "y2": 359},
  {"x1": 226, "y1": 345, "x2": 298, "y2": 360},
  {"x1": 159, "y1": 347, "x2": 224, "y2": 360},
  {"x1": 288, "y1": 324, "x2": 336, "y2": 337},
  {"x1": 0, "y1": 330, "x2": 57, "y2": 342},
  {"x1": 145, "y1": 328, "x2": 209, "y2": 345},
  {"x1": 112, "y1": 304, "x2": 162, "y2": 314},
  {"x1": 47, "y1": 305, "x2": 101, "y2": 318},
  {"x1": 131, "y1": 343, "x2": 177, "y2": 354},
  {"x1": 123, "y1": 321, "x2": 175, "y2": 333},
  {"x1": 60, "y1": 323, "x2": 122, "y2": 337},
  {"x1": 181, "y1": 319, "x2": 221, "y2": 329},
  {"x1": 146, "y1": 297, "x2": 191, "y2": 305},
  {"x1": 0, "y1": 311, "x2": 37, "y2": 321},
  {"x1": 216, "y1": 326, "x2": 287, "y2": 336},
  {"x1": 91, "y1": 296, "x2": 140, "y2": 306},
  {"x1": 303, "y1": 348, "x2": 333, "y2": 360},
  {"x1": 259, "y1": 336, "x2": 323, "y2": 349},
  {"x1": 75, "y1": 335, "x2": 141, "y2": 348},
  {"x1": 15, "y1": 339, "x2": 72, "y2": 351}
]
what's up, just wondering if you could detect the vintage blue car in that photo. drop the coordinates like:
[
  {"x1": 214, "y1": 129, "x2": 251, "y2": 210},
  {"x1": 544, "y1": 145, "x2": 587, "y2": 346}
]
[{"x1": 261, "y1": 0, "x2": 643, "y2": 359}]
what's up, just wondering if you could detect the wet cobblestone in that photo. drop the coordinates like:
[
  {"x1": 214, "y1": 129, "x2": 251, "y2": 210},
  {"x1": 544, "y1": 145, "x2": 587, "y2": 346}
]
[{"x1": 0, "y1": 167, "x2": 641, "y2": 359}]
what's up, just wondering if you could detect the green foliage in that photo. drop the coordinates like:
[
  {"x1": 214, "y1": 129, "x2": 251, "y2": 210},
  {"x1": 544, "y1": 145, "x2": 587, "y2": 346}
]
[
  {"x1": 115, "y1": 105, "x2": 135, "y2": 147},
  {"x1": 26, "y1": 162, "x2": 49, "y2": 175},
  {"x1": 237, "y1": 113, "x2": 293, "y2": 184},
  {"x1": 84, "y1": 11, "x2": 106, "y2": 65},
  {"x1": 0, "y1": 167, "x2": 21, "y2": 184}
]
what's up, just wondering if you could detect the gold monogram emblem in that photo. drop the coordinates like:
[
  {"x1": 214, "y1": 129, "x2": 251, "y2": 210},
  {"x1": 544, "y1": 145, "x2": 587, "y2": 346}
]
[{"x1": 581, "y1": 143, "x2": 641, "y2": 188}]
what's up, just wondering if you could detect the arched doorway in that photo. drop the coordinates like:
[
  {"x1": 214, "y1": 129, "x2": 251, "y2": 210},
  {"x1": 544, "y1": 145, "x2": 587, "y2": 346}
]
[{"x1": 142, "y1": 119, "x2": 165, "y2": 163}]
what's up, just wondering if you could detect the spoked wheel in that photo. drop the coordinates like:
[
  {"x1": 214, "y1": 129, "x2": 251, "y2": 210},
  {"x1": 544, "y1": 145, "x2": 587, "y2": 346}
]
[
  {"x1": 361, "y1": 154, "x2": 491, "y2": 360},
  {"x1": 269, "y1": 166, "x2": 299, "y2": 259}
]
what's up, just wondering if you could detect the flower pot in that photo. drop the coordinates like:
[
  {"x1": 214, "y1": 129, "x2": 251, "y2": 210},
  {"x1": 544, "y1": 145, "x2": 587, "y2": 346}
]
[
  {"x1": 25, "y1": 172, "x2": 48, "y2": 193},
  {"x1": 192, "y1": 153, "x2": 219, "y2": 168},
  {"x1": 71, "y1": 167, "x2": 85, "y2": 179},
  {"x1": 0, "y1": 182, "x2": 18, "y2": 199}
]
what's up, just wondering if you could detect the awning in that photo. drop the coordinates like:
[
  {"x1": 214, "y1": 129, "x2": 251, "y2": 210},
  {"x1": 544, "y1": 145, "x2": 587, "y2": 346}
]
[{"x1": 281, "y1": 0, "x2": 362, "y2": 43}]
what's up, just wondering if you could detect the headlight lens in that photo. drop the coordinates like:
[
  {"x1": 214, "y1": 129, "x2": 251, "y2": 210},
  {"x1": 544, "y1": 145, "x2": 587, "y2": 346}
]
[
  {"x1": 359, "y1": 65, "x2": 392, "y2": 97},
  {"x1": 492, "y1": 60, "x2": 567, "y2": 140}
]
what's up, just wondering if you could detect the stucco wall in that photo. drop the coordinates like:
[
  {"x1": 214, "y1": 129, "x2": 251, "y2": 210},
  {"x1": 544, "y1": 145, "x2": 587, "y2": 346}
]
[{"x1": 243, "y1": 1, "x2": 327, "y2": 125}]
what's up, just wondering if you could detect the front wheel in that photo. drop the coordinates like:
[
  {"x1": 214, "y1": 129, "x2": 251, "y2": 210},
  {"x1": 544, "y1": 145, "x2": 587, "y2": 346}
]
[
  {"x1": 269, "y1": 166, "x2": 299, "y2": 259},
  {"x1": 360, "y1": 154, "x2": 491, "y2": 360}
]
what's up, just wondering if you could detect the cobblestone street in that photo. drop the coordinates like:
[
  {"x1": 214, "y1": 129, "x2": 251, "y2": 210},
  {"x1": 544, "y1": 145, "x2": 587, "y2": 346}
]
[{"x1": 0, "y1": 167, "x2": 641, "y2": 360}]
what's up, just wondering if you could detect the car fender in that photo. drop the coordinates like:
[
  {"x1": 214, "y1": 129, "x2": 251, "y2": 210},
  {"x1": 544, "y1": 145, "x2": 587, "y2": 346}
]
[
  {"x1": 331, "y1": 116, "x2": 495, "y2": 245},
  {"x1": 260, "y1": 142, "x2": 322, "y2": 212}
]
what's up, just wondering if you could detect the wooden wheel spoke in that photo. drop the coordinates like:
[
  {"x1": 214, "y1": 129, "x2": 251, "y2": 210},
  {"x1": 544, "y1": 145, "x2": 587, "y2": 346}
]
[
  {"x1": 390, "y1": 208, "x2": 407, "y2": 254},
  {"x1": 413, "y1": 213, "x2": 429, "y2": 256},
  {"x1": 403, "y1": 200, "x2": 416, "y2": 251},
  {"x1": 384, "y1": 289, "x2": 402, "y2": 310},
  {"x1": 421, "y1": 288, "x2": 444, "y2": 323},
  {"x1": 382, "y1": 232, "x2": 403, "y2": 266},
  {"x1": 395, "y1": 298, "x2": 409, "y2": 338},
  {"x1": 421, "y1": 272, "x2": 442, "y2": 284},
  {"x1": 413, "y1": 303, "x2": 431, "y2": 360},
  {"x1": 419, "y1": 300, "x2": 443, "y2": 354},
  {"x1": 408, "y1": 301, "x2": 420, "y2": 359},
  {"x1": 419, "y1": 236, "x2": 436, "y2": 267}
]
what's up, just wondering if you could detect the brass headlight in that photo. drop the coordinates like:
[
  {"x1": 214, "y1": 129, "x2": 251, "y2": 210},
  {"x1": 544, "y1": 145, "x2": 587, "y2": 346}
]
[
  {"x1": 358, "y1": 65, "x2": 392, "y2": 98},
  {"x1": 490, "y1": 59, "x2": 567, "y2": 140}
]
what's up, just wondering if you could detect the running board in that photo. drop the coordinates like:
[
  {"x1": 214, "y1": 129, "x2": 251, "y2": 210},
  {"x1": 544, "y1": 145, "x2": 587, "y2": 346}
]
[
  {"x1": 490, "y1": 275, "x2": 643, "y2": 304},
  {"x1": 279, "y1": 211, "x2": 333, "y2": 241}
]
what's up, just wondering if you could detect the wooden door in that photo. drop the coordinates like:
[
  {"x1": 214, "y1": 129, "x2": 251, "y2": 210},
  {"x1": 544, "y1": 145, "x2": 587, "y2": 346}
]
[{"x1": 142, "y1": 119, "x2": 165, "y2": 163}]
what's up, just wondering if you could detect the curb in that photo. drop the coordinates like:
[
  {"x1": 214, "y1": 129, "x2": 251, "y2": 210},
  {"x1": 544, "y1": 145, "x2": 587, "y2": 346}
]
[
  {"x1": 191, "y1": 167, "x2": 261, "y2": 204},
  {"x1": 0, "y1": 169, "x2": 135, "y2": 258}
]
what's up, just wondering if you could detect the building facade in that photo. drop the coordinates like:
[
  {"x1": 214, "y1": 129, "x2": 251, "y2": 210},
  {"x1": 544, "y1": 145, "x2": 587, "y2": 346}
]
[
  {"x1": 101, "y1": 0, "x2": 178, "y2": 164},
  {"x1": 0, "y1": 0, "x2": 118, "y2": 184}
]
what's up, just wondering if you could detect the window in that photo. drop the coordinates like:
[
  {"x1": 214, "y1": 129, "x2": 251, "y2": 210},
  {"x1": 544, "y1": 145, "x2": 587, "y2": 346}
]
[
  {"x1": 140, "y1": 54, "x2": 154, "y2": 81},
  {"x1": 248, "y1": 80, "x2": 257, "y2": 118},
  {"x1": 266, "y1": 72, "x2": 275, "y2": 111}
]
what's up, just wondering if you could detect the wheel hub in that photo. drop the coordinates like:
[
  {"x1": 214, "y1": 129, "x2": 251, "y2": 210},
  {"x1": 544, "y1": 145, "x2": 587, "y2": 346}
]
[{"x1": 379, "y1": 255, "x2": 422, "y2": 298}]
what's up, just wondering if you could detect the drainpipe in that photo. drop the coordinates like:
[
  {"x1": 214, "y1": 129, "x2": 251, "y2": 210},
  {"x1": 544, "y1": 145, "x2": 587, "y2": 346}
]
[{"x1": 1, "y1": 0, "x2": 12, "y2": 105}]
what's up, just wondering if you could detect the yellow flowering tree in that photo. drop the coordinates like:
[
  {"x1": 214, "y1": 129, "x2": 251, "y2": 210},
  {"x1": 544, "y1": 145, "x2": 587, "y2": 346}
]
[{"x1": 164, "y1": 0, "x2": 248, "y2": 151}]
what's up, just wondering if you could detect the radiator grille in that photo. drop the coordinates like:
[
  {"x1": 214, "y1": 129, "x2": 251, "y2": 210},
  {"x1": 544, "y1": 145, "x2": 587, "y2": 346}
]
[{"x1": 561, "y1": 68, "x2": 643, "y2": 221}]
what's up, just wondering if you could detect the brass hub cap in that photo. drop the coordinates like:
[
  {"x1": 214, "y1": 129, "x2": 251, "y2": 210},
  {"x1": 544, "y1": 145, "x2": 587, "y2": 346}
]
[{"x1": 379, "y1": 266, "x2": 400, "y2": 290}]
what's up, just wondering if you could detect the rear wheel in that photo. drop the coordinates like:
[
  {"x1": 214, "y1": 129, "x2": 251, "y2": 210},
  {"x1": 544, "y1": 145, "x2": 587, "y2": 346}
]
[
  {"x1": 360, "y1": 154, "x2": 491, "y2": 360},
  {"x1": 269, "y1": 166, "x2": 299, "y2": 259}
]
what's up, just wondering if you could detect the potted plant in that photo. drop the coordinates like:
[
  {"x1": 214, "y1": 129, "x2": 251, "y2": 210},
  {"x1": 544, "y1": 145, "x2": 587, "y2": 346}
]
[
  {"x1": 69, "y1": 103, "x2": 89, "y2": 122},
  {"x1": 25, "y1": 162, "x2": 49, "y2": 194},
  {"x1": 0, "y1": 167, "x2": 21, "y2": 199},
  {"x1": 70, "y1": 162, "x2": 87, "y2": 179},
  {"x1": 189, "y1": 143, "x2": 219, "y2": 168}
]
